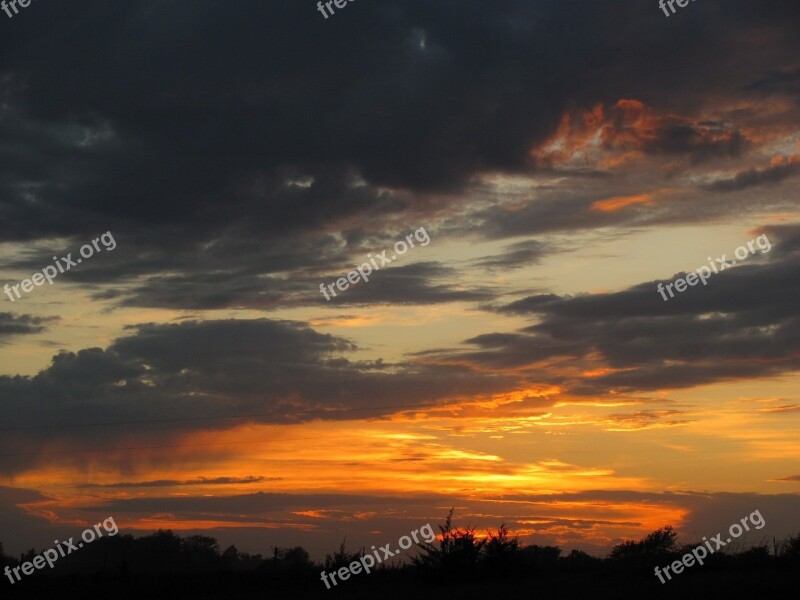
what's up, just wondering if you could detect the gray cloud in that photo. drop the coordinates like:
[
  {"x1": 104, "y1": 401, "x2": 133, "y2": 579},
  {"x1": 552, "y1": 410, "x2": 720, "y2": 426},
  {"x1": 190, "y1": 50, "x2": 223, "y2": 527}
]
[
  {"x1": 704, "y1": 161, "x2": 800, "y2": 192},
  {"x1": 319, "y1": 262, "x2": 494, "y2": 306},
  {"x1": 474, "y1": 240, "x2": 552, "y2": 270},
  {"x1": 745, "y1": 68, "x2": 800, "y2": 97},
  {"x1": 0, "y1": 312, "x2": 58, "y2": 340},
  {"x1": 425, "y1": 224, "x2": 800, "y2": 394},
  {"x1": 0, "y1": 0, "x2": 797, "y2": 312},
  {"x1": 0, "y1": 318, "x2": 518, "y2": 474}
]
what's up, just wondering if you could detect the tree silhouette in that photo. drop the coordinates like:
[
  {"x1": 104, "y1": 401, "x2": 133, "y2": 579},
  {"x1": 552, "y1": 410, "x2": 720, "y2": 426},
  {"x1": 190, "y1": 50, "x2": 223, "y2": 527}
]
[
  {"x1": 610, "y1": 526, "x2": 678, "y2": 560},
  {"x1": 562, "y1": 549, "x2": 602, "y2": 573},
  {"x1": 324, "y1": 539, "x2": 363, "y2": 572},
  {"x1": 784, "y1": 533, "x2": 800, "y2": 557},
  {"x1": 482, "y1": 524, "x2": 520, "y2": 575},
  {"x1": 519, "y1": 543, "x2": 561, "y2": 572},
  {"x1": 268, "y1": 546, "x2": 313, "y2": 571},
  {"x1": 136, "y1": 529, "x2": 184, "y2": 573},
  {"x1": 413, "y1": 508, "x2": 485, "y2": 579},
  {"x1": 2, "y1": 523, "x2": 800, "y2": 597},
  {"x1": 221, "y1": 544, "x2": 239, "y2": 568},
  {"x1": 281, "y1": 546, "x2": 312, "y2": 569},
  {"x1": 183, "y1": 535, "x2": 220, "y2": 571}
]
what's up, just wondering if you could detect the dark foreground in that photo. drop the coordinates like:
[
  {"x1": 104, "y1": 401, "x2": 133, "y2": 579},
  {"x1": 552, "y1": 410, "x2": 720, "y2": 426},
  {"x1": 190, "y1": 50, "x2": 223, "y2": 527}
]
[
  {"x1": 3, "y1": 563, "x2": 799, "y2": 600},
  {"x1": 4, "y1": 522, "x2": 799, "y2": 598}
]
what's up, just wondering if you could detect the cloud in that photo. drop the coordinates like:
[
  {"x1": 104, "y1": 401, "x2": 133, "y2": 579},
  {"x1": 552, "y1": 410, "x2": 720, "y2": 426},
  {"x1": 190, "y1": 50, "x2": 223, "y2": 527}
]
[
  {"x1": 0, "y1": 486, "x2": 59, "y2": 555},
  {"x1": 319, "y1": 262, "x2": 494, "y2": 305},
  {"x1": 0, "y1": 318, "x2": 519, "y2": 473},
  {"x1": 703, "y1": 157, "x2": 800, "y2": 191},
  {"x1": 474, "y1": 240, "x2": 552, "y2": 270},
  {"x1": 602, "y1": 409, "x2": 693, "y2": 431},
  {"x1": 0, "y1": 312, "x2": 59, "y2": 341},
  {"x1": 15, "y1": 488, "x2": 796, "y2": 559},
  {"x1": 427, "y1": 224, "x2": 800, "y2": 394},
  {"x1": 745, "y1": 68, "x2": 800, "y2": 97},
  {"x1": 535, "y1": 100, "x2": 751, "y2": 172},
  {"x1": 0, "y1": 0, "x2": 798, "y2": 287},
  {"x1": 77, "y1": 476, "x2": 278, "y2": 489},
  {"x1": 591, "y1": 192, "x2": 659, "y2": 213}
]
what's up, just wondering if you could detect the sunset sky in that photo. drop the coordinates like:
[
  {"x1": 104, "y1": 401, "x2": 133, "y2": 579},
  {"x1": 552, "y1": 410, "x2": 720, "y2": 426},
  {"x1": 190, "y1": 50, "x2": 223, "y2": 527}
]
[{"x1": 1, "y1": 0, "x2": 799, "y2": 561}]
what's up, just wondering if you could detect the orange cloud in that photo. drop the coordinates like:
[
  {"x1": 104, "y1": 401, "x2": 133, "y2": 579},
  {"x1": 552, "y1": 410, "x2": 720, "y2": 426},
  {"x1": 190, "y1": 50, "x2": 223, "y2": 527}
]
[
  {"x1": 591, "y1": 192, "x2": 656, "y2": 213},
  {"x1": 534, "y1": 99, "x2": 753, "y2": 171}
]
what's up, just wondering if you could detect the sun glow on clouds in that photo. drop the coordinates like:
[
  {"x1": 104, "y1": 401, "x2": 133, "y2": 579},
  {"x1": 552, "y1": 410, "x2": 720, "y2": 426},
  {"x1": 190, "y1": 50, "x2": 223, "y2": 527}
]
[
  {"x1": 508, "y1": 500, "x2": 690, "y2": 549},
  {"x1": 6, "y1": 369, "x2": 800, "y2": 551},
  {"x1": 591, "y1": 191, "x2": 671, "y2": 213},
  {"x1": 8, "y1": 372, "x2": 799, "y2": 551},
  {"x1": 533, "y1": 99, "x2": 755, "y2": 173},
  {"x1": 12, "y1": 409, "x2": 653, "y2": 524}
]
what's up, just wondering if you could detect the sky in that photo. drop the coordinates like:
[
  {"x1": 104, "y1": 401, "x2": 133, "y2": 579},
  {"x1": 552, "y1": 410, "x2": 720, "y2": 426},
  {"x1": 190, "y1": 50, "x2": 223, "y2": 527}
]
[{"x1": 1, "y1": 0, "x2": 799, "y2": 560}]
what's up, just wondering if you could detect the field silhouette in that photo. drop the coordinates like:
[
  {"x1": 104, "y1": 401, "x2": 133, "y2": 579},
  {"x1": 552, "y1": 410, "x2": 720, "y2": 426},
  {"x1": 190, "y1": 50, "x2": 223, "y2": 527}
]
[{"x1": 2, "y1": 510, "x2": 799, "y2": 599}]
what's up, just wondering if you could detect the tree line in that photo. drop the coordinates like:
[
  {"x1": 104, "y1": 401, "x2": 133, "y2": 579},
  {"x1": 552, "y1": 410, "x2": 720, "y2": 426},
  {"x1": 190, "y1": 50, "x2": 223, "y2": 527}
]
[{"x1": 1, "y1": 509, "x2": 798, "y2": 581}]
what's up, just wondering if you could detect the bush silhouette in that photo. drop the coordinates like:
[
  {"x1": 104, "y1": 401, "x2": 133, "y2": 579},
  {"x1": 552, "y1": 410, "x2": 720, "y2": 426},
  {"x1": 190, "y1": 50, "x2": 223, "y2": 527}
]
[
  {"x1": 783, "y1": 533, "x2": 800, "y2": 558},
  {"x1": 183, "y1": 535, "x2": 220, "y2": 571},
  {"x1": 482, "y1": 524, "x2": 520, "y2": 575},
  {"x1": 413, "y1": 508, "x2": 485, "y2": 579},
  {"x1": 519, "y1": 543, "x2": 561, "y2": 572},
  {"x1": 324, "y1": 539, "x2": 364, "y2": 572},
  {"x1": 610, "y1": 525, "x2": 678, "y2": 561},
  {"x1": 2, "y1": 517, "x2": 799, "y2": 598}
]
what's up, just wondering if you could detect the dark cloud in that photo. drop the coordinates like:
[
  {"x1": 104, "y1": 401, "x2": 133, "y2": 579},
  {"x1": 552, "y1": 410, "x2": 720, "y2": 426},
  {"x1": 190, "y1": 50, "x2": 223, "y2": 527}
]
[
  {"x1": 474, "y1": 240, "x2": 551, "y2": 270},
  {"x1": 443, "y1": 188, "x2": 624, "y2": 240},
  {"x1": 96, "y1": 260, "x2": 491, "y2": 309},
  {"x1": 428, "y1": 225, "x2": 800, "y2": 394},
  {"x1": 445, "y1": 174, "x2": 798, "y2": 241},
  {"x1": 745, "y1": 68, "x2": 800, "y2": 97},
  {"x1": 3, "y1": 227, "x2": 472, "y2": 311},
  {"x1": 704, "y1": 160, "x2": 800, "y2": 192},
  {"x1": 319, "y1": 262, "x2": 494, "y2": 305},
  {"x1": 0, "y1": 0, "x2": 797, "y2": 294},
  {"x1": 77, "y1": 491, "x2": 422, "y2": 516},
  {"x1": 77, "y1": 476, "x2": 277, "y2": 489},
  {"x1": 0, "y1": 318, "x2": 518, "y2": 473},
  {"x1": 0, "y1": 312, "x2": 58, "y2": 340},
  {"x1": 0, "y1": 486, "x2": 57, "y2": 556},
  {"x1": 646, "y1": 125, "x2": 748, "y2": 164}
]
